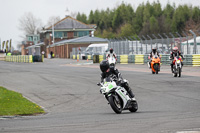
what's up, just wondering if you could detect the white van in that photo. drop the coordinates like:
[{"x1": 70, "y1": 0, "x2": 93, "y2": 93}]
[{"x1": 84, "y1": 43, "x2": 108, "y2": 56}]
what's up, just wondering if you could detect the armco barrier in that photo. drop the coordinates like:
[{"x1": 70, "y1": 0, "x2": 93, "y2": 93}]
[
  {"x1": 192, "y1": 55, "x2": 200, "y2": 66},
  {"x1": 5, "y1": 55, "x2": 33, "y2": 63},
  {"x1": 120, "y1": 55, "x2": 128, "y2": 64},
  {"x1": 135, "y1": 55, "x2": 144, "y2": 64}
]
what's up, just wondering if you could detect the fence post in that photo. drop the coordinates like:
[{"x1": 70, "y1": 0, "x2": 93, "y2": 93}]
[
  {"x1": 142, "y1": 35, "x2": 148, "y2": 54},
  {"x1": 128, "y1": 36, "x2": 134, "y2": 54},
  {"x1": 147, "y1": 35, "x2": 152, "y2": 50},
  {"x1": 163, "y1": 33, "x2": 170, "y2": 53},
  {"x1": 189, "y1": 30, "x2": 197, "y2": 54},
  {"x1": 158, "y1": 34, "x2": 164, "y2": 54},
  {"x1": 182, "y1": 31, "x2": 189, "y2": 54},
  {"x1": 152, "y1": 34, "x2": 158, "y2": 49},
  {"x1": 132, "y1": 36, "x2": 138, "y2": 54},
  {"x1": 169, "y1": 32, "x2": 175, "y2": 51},
  {"x1": 176, "y1": 32, "x2": 182, "y2": 53},
  {"x1": 137, "y1": 36, "x2": 143, "y2": 54}
]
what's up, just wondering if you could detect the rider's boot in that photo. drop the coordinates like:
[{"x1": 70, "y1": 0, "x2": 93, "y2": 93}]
[
  {"x1": 128, "y1": 89, "x2": 136, "y2": 101},
  {"x1": 171, "y1": 64, "x2": 174, "y2": 73},
  {"x1": 149, "y1": 62, "x2": 151, "y2": 69}
]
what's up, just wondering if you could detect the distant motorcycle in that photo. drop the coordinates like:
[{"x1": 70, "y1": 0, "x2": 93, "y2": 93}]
[
  {"x1": 149, "y1": 55, "x2": 161, "y2": 74},
  {"x1": 172, "y1": 56, "x2": 183, "y2": 77},
  {"x1": 97, "y1": 76, "x2": 138, "y2": 114}
]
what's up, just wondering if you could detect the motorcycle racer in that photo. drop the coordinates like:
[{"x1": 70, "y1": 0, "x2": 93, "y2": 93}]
[
  {"x1": 100, "y1": 60, "x2": 135, "y2": 99},
  {"x1": 169, "y1": 46, "x2": 184, "y2": 73},
  {"x1": 106, "y1": 48, "x2": 117, "y2": 61},
  {"x1": 148, "y1": 48, "x2": 160, "y2": 68}
]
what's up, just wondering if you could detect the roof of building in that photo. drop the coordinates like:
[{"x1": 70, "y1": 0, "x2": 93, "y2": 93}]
[
  {"x1": 48, "y1": 36, "x2": 108, "y2": 47},
  {"x1": 26, "y1": 42, "x2": 44, "y2": 49},
  {"x1": 46, "y1": 16, "x2": 94, "y2": 31}
]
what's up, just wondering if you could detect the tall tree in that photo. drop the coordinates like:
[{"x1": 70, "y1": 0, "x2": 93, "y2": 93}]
[
  {"x1": 88, "y1": 10, "x2": 94, "y2": 24},
  {"x1": 76, "y1": 12, "x2": 87, "y2": 24},
  {"x1": 18, "y1": 12, "x2": 42, "y2": 35}
]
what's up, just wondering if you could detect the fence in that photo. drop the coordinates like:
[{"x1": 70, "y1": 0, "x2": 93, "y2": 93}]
[{"x1": 108, "y1": 35, "x2": 200, "y2": 55}]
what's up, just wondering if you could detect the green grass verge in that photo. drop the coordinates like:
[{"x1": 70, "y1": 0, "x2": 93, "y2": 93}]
[{"x1": 0, "y1": 86, "x2": 45, "y2": 116}]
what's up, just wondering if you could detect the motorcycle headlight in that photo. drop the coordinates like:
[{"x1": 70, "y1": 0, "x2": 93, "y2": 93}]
[{"x1": 177, "y1": 60, "x2": 180, "y2": 63}]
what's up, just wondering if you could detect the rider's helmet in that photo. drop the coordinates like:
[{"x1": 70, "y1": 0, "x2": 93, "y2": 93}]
[
  {"x1": 110, "y1": 48, "x2": 113, "y2": 54},
  {"x1": 100, "y1": 60, "x2": 110, "y2": 73},
  {"x1": 173, "y1": 46, "x2": 178, "y2": 54},
  {"x1": 152, "y1": 47, "x2": 157, "y2": 54}
]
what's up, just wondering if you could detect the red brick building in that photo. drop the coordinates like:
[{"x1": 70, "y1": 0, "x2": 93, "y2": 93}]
[
  {"x1": 46, "y1": 36, "x2": 108, "y2": 58},
  {"x1": 22, "y1": 16, "x2": 97, "y2": 57}
]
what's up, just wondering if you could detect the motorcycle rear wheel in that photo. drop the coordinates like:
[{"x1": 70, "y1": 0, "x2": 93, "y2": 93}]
[
  {"x1": 173, "y1": 73, "x2": 177, "y2": 77},
  {"x1": 108, "y1": 96, "x2": 122, "y2": 114}
]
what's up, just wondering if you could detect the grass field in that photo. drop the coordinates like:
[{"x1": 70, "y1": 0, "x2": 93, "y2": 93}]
[{"x1": 0, "y1": 86, "x2": 45, "y2": 116}]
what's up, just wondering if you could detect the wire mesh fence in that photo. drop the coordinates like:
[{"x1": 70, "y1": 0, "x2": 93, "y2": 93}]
[{"x1": 108, "y1": 35, "x2": 200, "y2": 55}]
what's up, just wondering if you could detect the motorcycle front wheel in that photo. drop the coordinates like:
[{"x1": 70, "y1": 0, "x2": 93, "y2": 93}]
[
  {"x1": 129, "y1": 101, "x2": 138, "y2": 112},
  {"x1": 178, "y1": 67, "x2": 181, "y2": 77},
  {"x1": 154, "y1": 64, "x2": 159, "y2": 74},
  {"x1": 108, "y1": 95, "x2": 122, "y2": 114}
]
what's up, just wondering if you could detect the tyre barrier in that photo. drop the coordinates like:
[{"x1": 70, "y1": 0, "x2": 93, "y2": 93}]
[
  {"x1": 135, "y1": 55, "x2": 144, "y2": 64},
  {"x1": 99, "y1": 55, "x2": 104, "y2": 63},
  {"x1": 5, "y1": 55, "x2": 33, "y2": 63},
  {"x1": 120, "y1": 55, "x2": 128, "y2": 64},
  {"x1": 72, "y1": 54, "x2": 200, "y2": 67},
  {"x1": 192, "y1": 55, "x2": 200, "y2": 66}
]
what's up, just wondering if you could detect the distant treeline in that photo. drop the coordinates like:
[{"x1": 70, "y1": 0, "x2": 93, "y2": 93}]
[{"x1": 76, "y1": 1, "x2": 200, "y2": 38}]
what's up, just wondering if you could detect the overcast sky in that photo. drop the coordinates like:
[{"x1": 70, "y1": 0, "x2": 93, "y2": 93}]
[{"x1": 0, "y1": 0, "x2": 199, "y2": 49}]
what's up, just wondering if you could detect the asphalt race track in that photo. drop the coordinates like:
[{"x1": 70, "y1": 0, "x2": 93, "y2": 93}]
[{"x1": 0, "y1": 59, "x2": 200, "y2": 133}]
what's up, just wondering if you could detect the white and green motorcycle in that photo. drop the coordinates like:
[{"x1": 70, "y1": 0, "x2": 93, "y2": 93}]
[{"x1": 97, "y1": 77, "x2": 138, "y2": 114}]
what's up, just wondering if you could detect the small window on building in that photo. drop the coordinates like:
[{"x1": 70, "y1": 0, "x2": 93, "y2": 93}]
[
  {"x1": 63, "y1": 32, "x2": 67, "y2": 38},
  {"x1": 74, "y1": 31, "x2": 78, "y2": 37}
]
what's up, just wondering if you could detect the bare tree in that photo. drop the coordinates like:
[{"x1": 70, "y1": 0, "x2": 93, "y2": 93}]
[
  {"x1": 46, "y1": 16, "x2": 61, "y2": 28},
  {"x1": 18, "y1": 12, "x2": 43, "y2": 35},
  {"x1": 70, "y1": 12, "x2": 78, "y2": 18}
]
